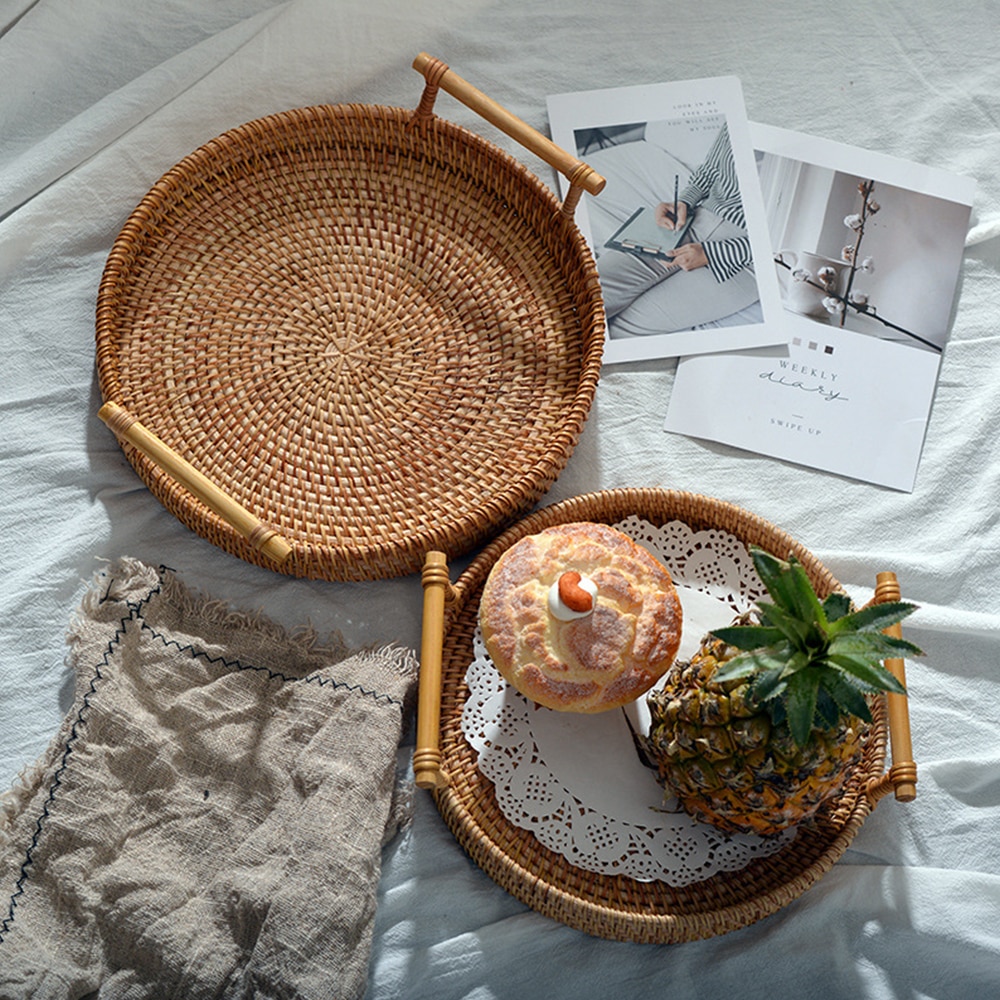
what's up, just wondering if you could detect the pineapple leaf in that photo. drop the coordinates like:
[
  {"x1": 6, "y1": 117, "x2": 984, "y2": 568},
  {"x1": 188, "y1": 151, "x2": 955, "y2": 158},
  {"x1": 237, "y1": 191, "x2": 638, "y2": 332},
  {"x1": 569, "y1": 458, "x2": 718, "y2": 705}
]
[
  {"x1": 747, "y1": 546, "x2": 790, "y2": 596},
  {"x1": 767, "y1": 698, "x2": 788, "y2": 726},
  {"x1": 828, "y1": 631, "x2": 923, "y2": 660},
  {"x1": 750, "y1": 548, "x2": 827, "y2": 626},
  {"x1": 705, "y1": 548, "x2": 919, "y2": 739},
  {"x1": 821, "y1": 662, "x2": 883, "y2": 695},
  {"x1": 822, "y1": 591, "x2": 852, "y2": 622},
  {"x1": 814, "y1": 686, "x2": 842, "y2": 727},
  {"x1": 788, "y1": 558, "x2": 830, "y2": 624},
  {"x1": 785, "y1": 670, "x2": 820, "y2": 746},
  {"x1": 820, "y1": 672, "x2": 874, "y2": 722},
  {"x1": 749, "y1": 663, "x2": 788, "y2": 704},
  {"x1": 709, "y1": 623, "x2": 786, "y2": 650},
  {"x1": 751, "y1": 599, "x2": 813, "y2": 646},
  {"x1": 713, "y1": 645, "x2": 791, "y2": 683},
  {"x1": 710, "y1": 625, "x2": 785, "y2": 650},
  {"x1": 827, "y1": 653, "x2": 907, "y2": 695},
  {"x1": 826, "y1": 601, "x2": 918, "y2": 636}
]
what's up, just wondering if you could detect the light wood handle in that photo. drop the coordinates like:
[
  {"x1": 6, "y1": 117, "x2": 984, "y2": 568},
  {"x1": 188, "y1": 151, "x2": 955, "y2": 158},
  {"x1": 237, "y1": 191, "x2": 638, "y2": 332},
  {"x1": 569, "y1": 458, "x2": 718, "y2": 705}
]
[
  {"x1": 411, "y1": 52, "x2": 605, "y2": 218},
  {"x1": 415, "y1": 550, "x2": 456, "y2": 790},
  {"x1": 866, "y1": 571, "x2": 917, "y2": 804},
  {"x1": 98, "y1": 400, "x2": 293, "y2": 565}
]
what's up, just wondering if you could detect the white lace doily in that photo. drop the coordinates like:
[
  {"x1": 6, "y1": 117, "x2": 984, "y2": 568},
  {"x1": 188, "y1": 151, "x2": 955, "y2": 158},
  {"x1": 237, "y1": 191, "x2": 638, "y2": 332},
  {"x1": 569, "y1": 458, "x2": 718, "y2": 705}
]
[{"x1": 461, "y1": 517, "x2": 795, "y2": 886}]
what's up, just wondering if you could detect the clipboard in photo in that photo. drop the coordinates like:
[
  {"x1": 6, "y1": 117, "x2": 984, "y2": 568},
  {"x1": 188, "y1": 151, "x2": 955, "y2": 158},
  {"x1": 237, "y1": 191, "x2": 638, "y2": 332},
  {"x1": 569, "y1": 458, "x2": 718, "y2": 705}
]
[{"x1": 604, "y1": 206, "x2": 695, "y2": 260}]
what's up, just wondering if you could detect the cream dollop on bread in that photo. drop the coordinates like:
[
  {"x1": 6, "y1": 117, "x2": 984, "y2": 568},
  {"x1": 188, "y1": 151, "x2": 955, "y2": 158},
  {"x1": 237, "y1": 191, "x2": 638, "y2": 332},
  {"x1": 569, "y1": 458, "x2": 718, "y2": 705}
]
[{"x1": 479, "y1": 522, "x2": 683, "y2": 713}]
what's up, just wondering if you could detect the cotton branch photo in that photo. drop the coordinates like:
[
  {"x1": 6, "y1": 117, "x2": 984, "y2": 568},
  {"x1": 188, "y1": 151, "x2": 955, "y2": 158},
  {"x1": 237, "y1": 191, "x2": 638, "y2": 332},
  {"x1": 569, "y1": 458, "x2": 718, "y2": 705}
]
[
  {"x1": 774, "y1": 178, "x2": 938, "y2": 352},
  {"x1": 757, "y1": 131, "x2": 973, "y2": 358},
  {"x1": 774, "y1": 180, "x2": 920, "y2": 350}
]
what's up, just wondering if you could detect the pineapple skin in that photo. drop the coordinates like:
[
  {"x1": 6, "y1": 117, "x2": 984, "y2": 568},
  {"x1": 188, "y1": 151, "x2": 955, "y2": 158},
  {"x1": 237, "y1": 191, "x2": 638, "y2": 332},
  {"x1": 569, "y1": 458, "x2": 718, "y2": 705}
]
[{"x1": 644, "y1": 627, "x2": 865, "y2": 837}]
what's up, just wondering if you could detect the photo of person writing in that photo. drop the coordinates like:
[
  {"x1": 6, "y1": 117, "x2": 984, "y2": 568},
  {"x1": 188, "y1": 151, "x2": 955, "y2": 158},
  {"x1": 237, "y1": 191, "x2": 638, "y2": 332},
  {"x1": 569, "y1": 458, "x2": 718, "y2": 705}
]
[{"x1": 597, "y1": 123, "x2": 761, "y2": 337}]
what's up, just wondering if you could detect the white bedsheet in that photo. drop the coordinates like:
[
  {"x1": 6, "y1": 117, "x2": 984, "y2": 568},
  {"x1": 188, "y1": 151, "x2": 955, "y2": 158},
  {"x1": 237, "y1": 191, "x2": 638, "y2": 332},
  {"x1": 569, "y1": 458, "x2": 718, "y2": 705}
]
[{"x1": 2, "y1": 2, "x2": 999, "y2": 998}]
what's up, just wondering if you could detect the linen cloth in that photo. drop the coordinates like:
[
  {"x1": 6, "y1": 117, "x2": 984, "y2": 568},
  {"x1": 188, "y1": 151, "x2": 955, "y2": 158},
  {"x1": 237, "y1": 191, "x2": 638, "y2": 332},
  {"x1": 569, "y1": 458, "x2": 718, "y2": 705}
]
[
  {"x1": 3, "y1": 2, "x2": 1000, "y2": 999},
  {"x1": 0, "y1": 558, "x2": 417, "y2": 999}
]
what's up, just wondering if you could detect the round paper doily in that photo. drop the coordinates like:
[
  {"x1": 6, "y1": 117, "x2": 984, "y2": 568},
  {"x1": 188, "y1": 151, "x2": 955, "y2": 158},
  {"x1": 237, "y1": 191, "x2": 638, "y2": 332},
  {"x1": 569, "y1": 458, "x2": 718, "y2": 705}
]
[{"x1": 461, "y1": 517, "x2": 795, "y2": 886}]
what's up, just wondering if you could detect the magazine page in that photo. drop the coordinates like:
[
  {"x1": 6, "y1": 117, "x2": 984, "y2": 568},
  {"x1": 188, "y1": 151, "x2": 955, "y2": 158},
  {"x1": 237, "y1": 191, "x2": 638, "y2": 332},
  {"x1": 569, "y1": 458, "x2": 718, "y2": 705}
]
[
  {"x1": 547, "y1": 77, "x2": 785, "y2": 362},
  {"x1": 665, "y1": 123, "x2": 975, "y2": 492}
]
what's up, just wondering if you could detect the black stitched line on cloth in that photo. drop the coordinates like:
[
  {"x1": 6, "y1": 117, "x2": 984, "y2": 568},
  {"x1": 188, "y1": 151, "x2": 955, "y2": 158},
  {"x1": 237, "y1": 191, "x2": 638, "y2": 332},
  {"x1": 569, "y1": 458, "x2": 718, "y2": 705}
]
[
  {"x1": 135, "y1": 623, "x2": 405, "y2": 707},
  {"x1": 0, "y1": 574, "x2": 163, "y2": 944},
  {"x1": 0, "y1": 566, "x2": 404, "y2": 945}
]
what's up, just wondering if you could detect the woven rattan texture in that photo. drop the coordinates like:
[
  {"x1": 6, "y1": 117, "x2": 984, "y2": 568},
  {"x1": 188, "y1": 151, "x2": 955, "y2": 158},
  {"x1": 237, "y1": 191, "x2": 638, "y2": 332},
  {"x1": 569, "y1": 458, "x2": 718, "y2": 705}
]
[
  {"x1": 96, "y1": 103, "x2": 604, "y2": 581},
  {"x1": 432, "y1": 489, "x2": 889, "y2": 943}
]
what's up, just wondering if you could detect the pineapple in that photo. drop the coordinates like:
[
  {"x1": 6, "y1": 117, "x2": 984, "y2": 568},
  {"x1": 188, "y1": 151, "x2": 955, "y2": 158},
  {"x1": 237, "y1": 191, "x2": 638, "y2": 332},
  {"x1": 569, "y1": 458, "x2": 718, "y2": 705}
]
[{"x1": 642, "y1": 547, "x2": 921, "y2": 836}]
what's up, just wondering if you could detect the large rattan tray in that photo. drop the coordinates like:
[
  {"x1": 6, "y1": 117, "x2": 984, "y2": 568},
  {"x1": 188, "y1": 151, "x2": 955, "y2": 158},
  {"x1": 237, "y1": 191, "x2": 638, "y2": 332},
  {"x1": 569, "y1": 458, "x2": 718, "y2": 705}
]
[
  {"x1": 95, "y1": 55, "x2": 605, "y2": 581},
  {"x1": 415, "y1": 489, "x2": 917, "y2": 943}
]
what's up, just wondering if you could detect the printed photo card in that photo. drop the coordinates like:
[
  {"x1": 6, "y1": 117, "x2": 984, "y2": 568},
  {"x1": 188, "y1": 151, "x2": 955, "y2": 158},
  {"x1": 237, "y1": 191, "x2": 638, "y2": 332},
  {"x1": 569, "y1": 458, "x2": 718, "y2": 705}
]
[
  {"x1": 547, "y1": 77, "x2": 785, "y2": 363},
  {"x1": 666, "y1": 123, "x2": 975, "y2": 491}
]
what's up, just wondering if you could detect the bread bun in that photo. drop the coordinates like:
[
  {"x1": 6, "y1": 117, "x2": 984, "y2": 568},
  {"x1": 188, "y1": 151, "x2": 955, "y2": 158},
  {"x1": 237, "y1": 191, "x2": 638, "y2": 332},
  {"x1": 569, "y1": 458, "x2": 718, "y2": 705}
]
[{"x1": 479, "y1": 522, "x2": 682, "y2": 713}]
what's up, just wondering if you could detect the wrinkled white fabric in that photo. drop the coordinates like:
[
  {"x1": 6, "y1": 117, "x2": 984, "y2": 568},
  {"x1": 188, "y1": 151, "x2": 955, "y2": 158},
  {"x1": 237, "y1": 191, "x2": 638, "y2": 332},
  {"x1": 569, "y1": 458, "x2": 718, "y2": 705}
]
[{"x1": 2, "y1": 1, "x2": 999, "y2": 998}]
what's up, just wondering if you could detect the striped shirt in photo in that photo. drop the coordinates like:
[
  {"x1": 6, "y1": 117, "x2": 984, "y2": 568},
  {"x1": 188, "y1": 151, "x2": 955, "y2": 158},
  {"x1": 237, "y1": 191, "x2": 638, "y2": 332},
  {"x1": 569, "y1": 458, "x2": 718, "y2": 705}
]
[{"x1": 678, "y1": 123, "x2": 753, "y2": 283}]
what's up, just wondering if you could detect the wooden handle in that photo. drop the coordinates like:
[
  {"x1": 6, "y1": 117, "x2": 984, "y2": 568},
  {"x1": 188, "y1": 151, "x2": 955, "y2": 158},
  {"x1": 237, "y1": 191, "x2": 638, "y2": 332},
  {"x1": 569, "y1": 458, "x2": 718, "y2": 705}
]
[
  {"x1": 414, "y1": 550, "x2": 456, "y2": 789},
  {"x1": 411, "y1": 52, "x2": 605, "y2": 218},
  {"x1": 98, "y1": 401, "x2": 292, "y2": 565},
  {"x1": 866, "y1": 571, "x2": 917, "y2": 804}
]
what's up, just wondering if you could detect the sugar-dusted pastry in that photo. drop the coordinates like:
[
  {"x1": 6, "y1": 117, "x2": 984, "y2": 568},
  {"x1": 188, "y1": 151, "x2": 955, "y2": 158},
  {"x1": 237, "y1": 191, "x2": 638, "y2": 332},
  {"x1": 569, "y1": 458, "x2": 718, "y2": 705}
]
[{"x1": 479, "y1": 522, "x2": 683, "y2": 713}]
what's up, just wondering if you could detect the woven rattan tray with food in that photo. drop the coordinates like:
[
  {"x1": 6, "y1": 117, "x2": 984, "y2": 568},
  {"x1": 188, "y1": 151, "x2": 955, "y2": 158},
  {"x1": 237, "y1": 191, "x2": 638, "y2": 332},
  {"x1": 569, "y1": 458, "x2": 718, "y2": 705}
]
[
  {"x1": 415, "y1": 488, "x2": 916, "y2": 943},
  {"x1": 95, "y1": 54, "x2": 605, "y2": 581}
]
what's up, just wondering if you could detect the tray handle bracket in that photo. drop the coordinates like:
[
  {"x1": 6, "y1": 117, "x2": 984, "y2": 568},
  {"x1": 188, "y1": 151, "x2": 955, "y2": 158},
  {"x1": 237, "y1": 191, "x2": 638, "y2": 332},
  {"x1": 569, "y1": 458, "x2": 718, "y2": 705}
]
[
  {"x1": 98, "y1": 401, "x2": 293, "y2": 566},
  {"x1": 411, "y1": 52, "x2": 605, "y2": 219},
  {"x1": 864, "y1": 570, "x2": 918, "y2": 805},
  {"x1": 415, "y1": 550, "x2": 458, "y2": 790}
]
